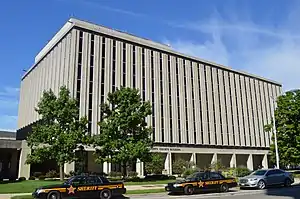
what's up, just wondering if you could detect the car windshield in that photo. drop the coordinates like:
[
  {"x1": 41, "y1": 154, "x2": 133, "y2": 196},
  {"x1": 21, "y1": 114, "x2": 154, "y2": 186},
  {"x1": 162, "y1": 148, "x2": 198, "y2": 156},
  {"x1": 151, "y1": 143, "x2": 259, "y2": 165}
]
[
  {"x1": 186, "y1": 172, "x2": 203, "y2": 180},
  {"x1": 250, "y1": 170, "x2": 267, "y2": 176}
]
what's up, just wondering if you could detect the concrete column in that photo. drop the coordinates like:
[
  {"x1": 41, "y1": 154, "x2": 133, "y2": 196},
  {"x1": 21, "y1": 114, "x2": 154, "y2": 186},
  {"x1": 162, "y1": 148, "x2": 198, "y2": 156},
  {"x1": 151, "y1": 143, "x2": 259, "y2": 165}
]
[
  {"x1": 164, "y1": 152, "x2": 172, "y2": 175},
  {"x1": 230, "y1": 153, "x2": 237, "y2": 168},
  {"x1": 262, "y1": 154, "x2": 268, "y2": 169},
  {"x1": 136, "y1": 159, "x2": 144, "y2": 177},
  {"x1": 103, "y1": 162, "x2": 111, "y2": 174},
  {"x1": 211, "y1": 153, "x2": 217, "y2": 164},
  {"x1": 247, "y1": 154, "x2": 253, "y2": 171},
  {"x1": 10, "y1": 150, "x2": 19, "y2": 179},
  {"x1": 18, "y1": 140, "x2": 31, "y2": 179},
  {"x1": 190, "y1": 153, "x2": 196, "y2": 168},
  {"x1": 64, "y1": 162, "x2": 75, "y2": 174}
]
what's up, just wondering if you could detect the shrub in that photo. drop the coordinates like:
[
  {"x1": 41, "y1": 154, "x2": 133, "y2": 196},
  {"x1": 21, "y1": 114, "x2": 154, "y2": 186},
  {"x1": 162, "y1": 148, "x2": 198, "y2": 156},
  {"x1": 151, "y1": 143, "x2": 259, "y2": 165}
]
[
  {"x1": 172, "y1": 159, "x2": 189, "y2": 175},
  {"x1": 33, "y1": 172, "x2": 43, "y2": 178},
  {"x1": 29, "y1": 176, "x2": 36, "y2": 180},
  {"x1": 45, "y1": 170, "x2": 59, "y2": 178},
  {"x1": 18, "y1": 177, "x2": 26, "y2": 181},
  {"x1": 69, "y1": 170, "x2": 76, "y2": 176},
  {"x1": 128, "y1": 171, "x2": 138, "y2": 178},
  {"x1": 144, "y1": 174, "x2": 170, "y2": 181},
  {"x1": 235, "y1": 167, "x2": 251, "y2": 177},
  {"x1": 145, "y1": 153, "x2": 165, "y2": 174},
  {"x1": 109, "y1": 171, "x2": 122, "y2": 178},
  {"x1": 209, "y1": 160, "x2": 226, "y2": 172},
  {"x1": 38, "y1": 175, "x2": 45, "y2": 180},
  {"x1": 182, "y1": 168, "x2": 199, "y2": 178}
]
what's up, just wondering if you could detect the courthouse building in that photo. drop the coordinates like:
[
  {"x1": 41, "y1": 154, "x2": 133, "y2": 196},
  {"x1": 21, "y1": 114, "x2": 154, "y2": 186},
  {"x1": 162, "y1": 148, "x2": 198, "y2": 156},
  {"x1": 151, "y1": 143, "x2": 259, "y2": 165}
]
[{"x1": 17, "y1": 18, "x2": 282, "y2": 178}]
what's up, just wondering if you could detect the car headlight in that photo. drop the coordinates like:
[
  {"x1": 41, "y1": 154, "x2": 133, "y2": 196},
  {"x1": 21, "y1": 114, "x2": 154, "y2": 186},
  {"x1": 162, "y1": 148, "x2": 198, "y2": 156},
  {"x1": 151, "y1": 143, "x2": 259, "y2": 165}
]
[
  {"x1": 36, "y1": 189, "x2": 46, "y2": 194},
  {"x1": 249, "y1": 178, "x2": 257, "y2": 181},
  {"x1": 173, "y1": 184, "x2": 182, "y2": 188}
]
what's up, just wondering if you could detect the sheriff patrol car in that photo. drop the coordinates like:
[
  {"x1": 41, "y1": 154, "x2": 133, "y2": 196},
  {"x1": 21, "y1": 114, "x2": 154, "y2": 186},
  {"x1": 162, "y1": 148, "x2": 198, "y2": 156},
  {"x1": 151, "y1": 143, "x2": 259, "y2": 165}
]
[
  {"x1": 32, "y1": 175, "x2": 126, "y2": 199},
  {"x1": 165, "y1": 171, "x2": 237, "y2": 195}
]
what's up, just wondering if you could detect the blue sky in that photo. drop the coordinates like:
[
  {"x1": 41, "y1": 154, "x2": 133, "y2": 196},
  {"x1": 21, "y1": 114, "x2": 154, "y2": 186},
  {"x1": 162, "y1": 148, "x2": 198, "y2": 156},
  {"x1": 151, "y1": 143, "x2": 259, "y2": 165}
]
[{"x1": 0, "y1": 0, "x2": 299, "y2": 131}]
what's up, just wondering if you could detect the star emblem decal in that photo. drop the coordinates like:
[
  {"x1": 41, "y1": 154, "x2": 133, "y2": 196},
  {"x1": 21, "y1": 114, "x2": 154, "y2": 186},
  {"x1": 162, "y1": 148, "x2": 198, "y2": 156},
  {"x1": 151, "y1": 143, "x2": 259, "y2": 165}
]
[
  {"x1": 198, "y1": 181, "x2": 205, "y2": 187},
  {"x1": 67, "y1": 185, "x2": 76, "y2": 194}
]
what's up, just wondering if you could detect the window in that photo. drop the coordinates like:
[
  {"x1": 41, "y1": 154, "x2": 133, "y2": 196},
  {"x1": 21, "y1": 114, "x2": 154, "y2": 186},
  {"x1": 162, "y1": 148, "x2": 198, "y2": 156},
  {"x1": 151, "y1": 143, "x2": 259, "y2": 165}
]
[
  {"x1": 100, "y1": 37, "x2": 106, "y2": 121},
  {"x1": 99, "y1": 176, "x2": 109, "y2": 183},
  {"x1": 151, "y1": 51, "x2": 155, "y2": 140},
  {"x1": 132, "y1": 46, "x2": 136, "y2": 88},
  {"x1": 142, "y1": 48, "x2": 145, "y2": 101},
  {"x1": 168, "y1": 55, "x2": 173, "y2": 142},
  {"x1": 210, "y1": 172, "x2": 223, "y2": 180},
  {"x1": 183, "y1": 60, "x2": 189, "y2": 142},
  {"x1": 112, "y1": 40, "x2": 116, "y2": 92},
  {"x1": 122, "y1": 42, "x2": 126, "y2": 86},
  {"x1": 76, "y1": 31, "x2": 83, "y2": 108},
  {"x1": 67, "y1": 176, "x2": 86, "y2": 186},
  {"x1": 197, "y1": 64, "x2": 203, "y2": 143},
  {"x1": 175, "y1": 57, "x2": 181, "y2": 143},
  {"x1": 159, "y1": 53, "x2": 164, "y2": 142},
  {"x1": 86, "y1": 176, "x2": 101, "y2": 184}
]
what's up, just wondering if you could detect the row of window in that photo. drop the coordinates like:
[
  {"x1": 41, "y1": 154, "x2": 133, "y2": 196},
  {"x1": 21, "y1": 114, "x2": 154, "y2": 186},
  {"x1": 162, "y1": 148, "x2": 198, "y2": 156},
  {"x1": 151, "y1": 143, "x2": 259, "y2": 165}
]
[{"x1": 76, "y1": 32, "x2": 278, "y2": 146}]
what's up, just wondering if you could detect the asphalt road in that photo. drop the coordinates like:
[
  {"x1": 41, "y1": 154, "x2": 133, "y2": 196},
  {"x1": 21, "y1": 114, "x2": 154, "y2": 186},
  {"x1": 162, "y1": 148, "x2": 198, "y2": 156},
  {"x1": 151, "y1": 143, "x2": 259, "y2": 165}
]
[{"x1": 122, "y1": 185, "x2": 300, "y2": 199}]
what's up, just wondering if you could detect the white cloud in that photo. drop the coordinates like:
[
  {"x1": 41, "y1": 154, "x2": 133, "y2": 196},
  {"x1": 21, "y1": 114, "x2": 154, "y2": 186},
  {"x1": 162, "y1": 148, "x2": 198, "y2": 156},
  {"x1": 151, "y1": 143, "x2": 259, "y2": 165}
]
[{"x1": 167, "y1": 5, "x2": 300, "y2": 91}]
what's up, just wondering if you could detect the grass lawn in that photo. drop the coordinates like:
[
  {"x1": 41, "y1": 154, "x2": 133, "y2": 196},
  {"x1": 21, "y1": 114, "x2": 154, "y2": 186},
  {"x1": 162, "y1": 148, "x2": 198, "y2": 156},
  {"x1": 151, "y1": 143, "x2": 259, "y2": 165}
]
[
  {"x1": 0, "y1": 180, "x2": 172, "y2": 194},
  {"x1": 10, "y1": 189, "x2": 166, "y2": 199}
]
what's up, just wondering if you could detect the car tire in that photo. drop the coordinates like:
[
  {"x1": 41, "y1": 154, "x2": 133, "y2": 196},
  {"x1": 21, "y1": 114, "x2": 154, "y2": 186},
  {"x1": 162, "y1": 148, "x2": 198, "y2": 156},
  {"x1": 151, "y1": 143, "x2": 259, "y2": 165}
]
[
  {"x1": 284, "y1": 178, "x2": 292, "y2": 187},
  {"x1": 184, "y1": 185, "x2": 194, "y2": 195},
  {"x1": 47, "y1": 191, "x2": 60, "y2": 199},
  {"x1": 257, "y1": 180, "x2": 266, "y2": 189},
  {"x1": 220, "y1": 183, "x2": 229, "y2": 192},
  {"x1": 100, "y1": 189, "x2": 112, "y2": 199}
]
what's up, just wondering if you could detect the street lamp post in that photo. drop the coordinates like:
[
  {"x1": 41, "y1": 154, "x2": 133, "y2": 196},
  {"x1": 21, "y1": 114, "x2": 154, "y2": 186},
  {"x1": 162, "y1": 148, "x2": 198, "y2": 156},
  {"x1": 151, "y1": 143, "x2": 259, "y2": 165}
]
[{"x1": 270, "y1": 96, "x2": 280, "y2": 169}]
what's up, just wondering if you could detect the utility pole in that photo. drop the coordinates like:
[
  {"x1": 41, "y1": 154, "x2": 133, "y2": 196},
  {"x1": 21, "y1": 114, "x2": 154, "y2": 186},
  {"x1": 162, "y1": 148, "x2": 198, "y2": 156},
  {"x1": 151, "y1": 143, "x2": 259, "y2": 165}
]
[{"x1": 271, "y1": 96, "x2": 280, "y2": 169}]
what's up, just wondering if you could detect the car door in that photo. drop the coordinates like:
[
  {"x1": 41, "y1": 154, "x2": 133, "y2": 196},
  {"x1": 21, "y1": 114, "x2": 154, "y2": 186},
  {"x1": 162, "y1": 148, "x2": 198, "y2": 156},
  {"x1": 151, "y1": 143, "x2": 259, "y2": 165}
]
[
  {"x1": 62, "y1": 176, "x2": 87, "y2": 199},
  {"x1": 272, "y1": 169, "x2": 286, "y2": 185},
  {"x1": 265, "y1": 170, "x2": 277, "y2": 185},
  {"x1": 84, "y1": 176, "x2": 103, "y2": 198},
  {"x1": 207, "y1": 172, "x2": 223, "y2": 191}
]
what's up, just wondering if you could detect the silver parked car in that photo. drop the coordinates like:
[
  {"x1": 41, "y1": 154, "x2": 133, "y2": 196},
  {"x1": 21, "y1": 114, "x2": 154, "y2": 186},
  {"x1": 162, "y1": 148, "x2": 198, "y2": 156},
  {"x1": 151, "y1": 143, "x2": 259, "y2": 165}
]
[{"x1": 239, "y1": 169, "x2": 294, "y2": 189}]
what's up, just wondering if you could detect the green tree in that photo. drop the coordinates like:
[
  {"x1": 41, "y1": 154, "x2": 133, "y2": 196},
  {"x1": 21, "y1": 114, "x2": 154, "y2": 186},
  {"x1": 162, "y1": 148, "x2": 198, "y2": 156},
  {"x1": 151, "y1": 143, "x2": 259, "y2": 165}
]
[
  {"x1": 209, "y1": 160, "x2": 226, "y2": 172},
  {"x1": 26, "y1": 86, "x2": 89, "y2": 180},
  {"x1": 265, "y1": 89, "x2": 300, "y2": 167},
  {"x1": 145, "y1": 153, "x2": 165, "y2": 174},
  {"x1": 172, "y1": 158, "x2": 189, "y2": 175},
  {"x1": 93, "y1": 87, "x2": 153, "y2": 177}
]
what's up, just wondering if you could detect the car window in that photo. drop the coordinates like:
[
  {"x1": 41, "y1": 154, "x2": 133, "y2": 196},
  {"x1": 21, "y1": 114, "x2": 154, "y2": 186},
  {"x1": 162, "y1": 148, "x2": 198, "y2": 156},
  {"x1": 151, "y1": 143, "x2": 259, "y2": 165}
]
[
  {"x1": 86, "y1": 176, "x2": 102, "y2": 184},
  {"x1": 273, "y1": 170, "x2": 284, "y2": 175},
  {"x1": 210, "y1": 172, "x2": 222, "y2": 180},
  {"x1": 202, "y1": 172, "x2": 210, "y2": 180},
  {"x1": 69, "y1": 176, "x2": 86, "y2": 186},
  {"x1": 99, "y1": 176, "x2": 109, "y2": 183},
  {"x1": 251, "y1": 170, "x2": 267, "y2": 176},
  {"x1": 266, "y1": 170, "x2": 276, "y2": 176}
]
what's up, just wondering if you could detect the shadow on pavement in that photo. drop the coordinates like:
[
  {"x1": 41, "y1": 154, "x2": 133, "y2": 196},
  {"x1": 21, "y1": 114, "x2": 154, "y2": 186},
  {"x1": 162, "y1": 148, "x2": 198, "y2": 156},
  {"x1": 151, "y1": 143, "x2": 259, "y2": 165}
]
[{"x1": 265, "y1": 184, "x2": 300, "y2": 199}]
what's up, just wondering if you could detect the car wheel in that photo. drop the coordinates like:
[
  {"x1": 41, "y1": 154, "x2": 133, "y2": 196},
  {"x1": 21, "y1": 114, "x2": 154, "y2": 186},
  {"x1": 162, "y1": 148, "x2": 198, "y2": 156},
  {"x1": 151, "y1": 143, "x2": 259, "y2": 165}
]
[
  {"x1": 184, "y1": 185, "x2": 194, "y2": 195},
  {"x1": 220, "y1": 183, "x2": 229, "y2": 192},
  {"x1": 100, "y1": 189, "x2": 112, "y2": 199},
  {"x1": 284, "y1": 178, "x2": 292, "y2": 187},
  {"x1": 47, "y1": 191, "x2": 60, "y2": 199},
  {"x1": 258, "y1": 180, "x2": 266, "y2": 189}
]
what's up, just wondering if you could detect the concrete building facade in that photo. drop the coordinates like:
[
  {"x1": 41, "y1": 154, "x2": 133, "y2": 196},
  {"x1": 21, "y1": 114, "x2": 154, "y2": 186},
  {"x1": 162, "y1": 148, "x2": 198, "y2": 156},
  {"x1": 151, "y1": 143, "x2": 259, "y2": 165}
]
[{"x1": 17, "y1": 18, "x2": 281, "y2": 178}]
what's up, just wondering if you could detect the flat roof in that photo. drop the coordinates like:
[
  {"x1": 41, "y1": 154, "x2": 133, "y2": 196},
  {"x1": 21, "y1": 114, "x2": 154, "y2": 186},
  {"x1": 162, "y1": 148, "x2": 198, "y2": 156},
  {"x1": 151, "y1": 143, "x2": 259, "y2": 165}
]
[
  {"x1": 22, "y1": 18, "x2": 282, "y2": 86},
  {"x1": 0, "y1": 130, "x2": 16, "y2": 139}
]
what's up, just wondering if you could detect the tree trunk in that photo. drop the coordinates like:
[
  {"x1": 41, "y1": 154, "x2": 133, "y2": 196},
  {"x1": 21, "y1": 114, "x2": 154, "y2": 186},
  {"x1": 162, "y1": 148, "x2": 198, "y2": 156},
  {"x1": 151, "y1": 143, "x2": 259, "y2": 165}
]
[
  {"x1": 59, "y1": 164, "x2": 65, "y2": 181},
  {"x1": 122, "y1": 163, "x2": 127, "y2": 179}
]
